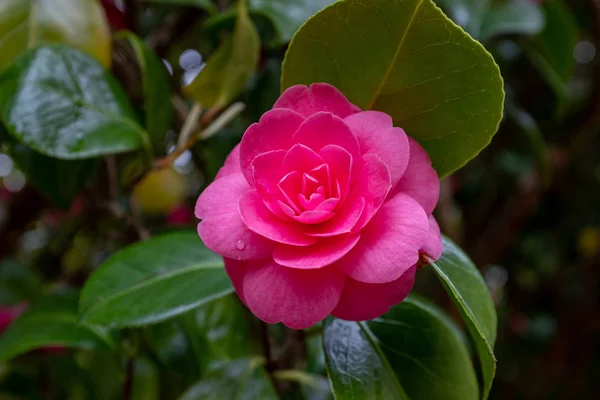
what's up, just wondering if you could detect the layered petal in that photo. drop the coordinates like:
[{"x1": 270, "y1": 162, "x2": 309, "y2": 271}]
[
  {"x1": 273, "y1": 233, "x2": 361, "y2": 269},
  {"x1": 304, "y1": 196, "x2": 365, "y2": 238},
  {"x1": 196, "y1": 174, "x2": 275, "y2": 260},
  {"x1": 390, "y1": 137, "x2": 439, "y2": 214},
  {"x1": 240, "y1": 109, "x2": 305, "y2": 185},
  {"x1": 337, "y1": 193, "x2": 429, "y2": 284},
  {"x1": 243, "y1": 260, "x2": 345, "y2": 329},
  {"x1": 332, "y1": 266, "x2": 416, "y2": 321},
  {"x1": 344, "y1": 111, "x2": 409, "y2": 186},
  {"x1": 252, "y1": 150, "x2": 288, "y2": 218},
  {"x1": 351, "y1": 154, "x2": 393, "y2": 231},
  {"x1": 215, "y1": 144, "x2": 241, "y2": 180},
  {"x1": 293, "y1": 112, "x2": 361, "y2": 164},
  {"x1": 239, "y1": 190, "x2": 317, "y2": 246},
  {"x1": 420, "y1": 215, "x2": 443, "y2": 260},
  {"x1": 273, "y1": 83, "x2": 359, "y2": 119}
]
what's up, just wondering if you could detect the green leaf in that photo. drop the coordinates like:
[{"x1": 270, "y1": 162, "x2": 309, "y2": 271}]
[
  {"x1": 0, "y1": 0, "x2": 112, "y2": 72},
  {"x1": 10, "y1": 143, "x2": 97, "y2": 209},
  {"x1": 79, "y1": 231, "x2": 234, "y2": 328},
  {"x1": 0, "y1": 293, "x2": 114, "y2": 362},
  {"x1": 184, "y1": 0, "x2": 260, "y2": 109},
  {"x1": 281, "y1": 0, "x2": 504, "y2": 177},
  {"x1": 323, "y1": 295, "x2": 479, "y2": 400},
  {"x1": 179, "y1": 358, "x2": 278, "y2": 400},
  {"x1": 0, "y1": 259, "x2": 42, "y2": 304},
  {"x1": 249, "y1": 0, "x2": 337, "y2": 44},
  {"x1": 479, "y1": 0, "x2": 544, "y2": 41},
  {"x1": 0, "y1": 45, "x2": 149, "y2": 160},
  {"x1": 429, "y1": 236, "x2": 497, "y2": 399},
  {"x1": 116, "y1": 32, "x2": 174, "y2": 151}
]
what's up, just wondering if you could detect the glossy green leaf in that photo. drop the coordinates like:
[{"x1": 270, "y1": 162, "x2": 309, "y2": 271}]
[
  {"x1": 116, "y1": 32, "x2": 173, "y2": 151},
  {"x1": 0, "y1": 0, "x2": 111, "y2": 72},
  {"x1": 282, "y1": 0, "x2": 504, "y2": 177},
  {"x1": 0, "y1": 45, "x2": 148, "y2": 159},
  {"x1": 249, "y1": 0, "x2": 336, "y2": 43},
  {"x1": 10, "y1": 143, "x2": 97, "y2": 209},
  {"x1": 430, "y1": 236, "x2": 497, "y2": 399},
  {"x1": 193, "y1": 295, "x2": 261, "y2": 361},
  {"x1": 0, "y1": 293, "x2": 114, "y2": 362},
  {"x1": 184, "y1": 0, "x2": 260, "y2": 109},
  {"x1": 479, "y1": 1, "x2": 544, "y2": 41},
  {"x1": 179, "y1": 358, "x2": 278, "y2": 400},
  {"x1": 79, "y1": 231, "x2": 233, "y2": 328},
  {"x1": 323, "y1": 295, "x2": 479, "y2": 400}
]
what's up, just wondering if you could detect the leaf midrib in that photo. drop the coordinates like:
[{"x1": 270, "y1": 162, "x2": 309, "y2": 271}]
[
  {"x1": 80, "y1": 262, "x2": 224, "y2": 317},
  {"x1": 365, "y1": 0, "x2": 425, "y2": 109}
]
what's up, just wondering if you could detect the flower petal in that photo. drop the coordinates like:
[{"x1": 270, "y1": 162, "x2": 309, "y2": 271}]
[
  {"x1": 196, "y1": 174, "x2": 275, "y2": 260},
  {"x1": 319, "y1": 144, "x2": 352, "y2": 201},
  {"x1": 344, "y1": 111, "x2": 409, "y2": 187},
  {"x1": 420, "y1": 215, "x2": 443, "y2": 260},
  {"x1": 304, "y1": 196, "x2": 365, "y2": 238},
  {"x1": 224, "y1": 258, "x2": 247, "y2": 305},
  {"x1": 293, "y1": 112, "x2": 361, "y2": 164},
  {"x1": 332, "y1": 266, "x2": 416, "y2": 321},
  {"x1": 337, "y1": 193, "x2": 428, "y2": 284},
  {"x1": 274, "y1": 233, "x2": 361, "y2": 269},
  {"x1": 390, "y1": 137, "x2": 439, "y2": 214},
  {"x1": 352, "y1": 154, "x2": 392, "y2": 231},
  {"x1": 215, "y1": 144, "x2": 241, "y2": 180},
  {"x1": 240, "y1": 108, "x2": 305, "y2": 185},
  {"x1": 239, "y1": 190, "x2": 317, "y2": 246},
  {"x1": 252, "y1": 150, "x2": 288, "y2": 218},
  {"x1": 274, "y1": 83, "x2": 359, "y2": 119},
  {"x1": 283, "y1": 143, "x2": 324, "y2": 173},
  {"x1": 243, "y1": 260, "x2": 345, "y2": 329}
]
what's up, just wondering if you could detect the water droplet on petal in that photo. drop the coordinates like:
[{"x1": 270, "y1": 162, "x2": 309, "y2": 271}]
[{"x1": 236, "y1": 239, "x2": 246, "y2": 250}]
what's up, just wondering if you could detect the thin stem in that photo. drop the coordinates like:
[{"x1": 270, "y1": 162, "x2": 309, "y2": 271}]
[
  {"x1": 123, "y1": 357, "x2": 135, "y2": 400},
  {"x1": 260, "y1": 321, "x2": 274, "y2": 371},
  {"x1": 177, "y1": 103, "x2": 203, "y2": 148},
  {"x1": 273, "y1": 370, "x2": 325, "y2": 388}
]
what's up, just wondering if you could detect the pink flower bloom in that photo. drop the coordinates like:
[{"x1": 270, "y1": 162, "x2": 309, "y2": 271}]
[{"x1": 195, "y1": 83, "x2": 443, "y2": 329}]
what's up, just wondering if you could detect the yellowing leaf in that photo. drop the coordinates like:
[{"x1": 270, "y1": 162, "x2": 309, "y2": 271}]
[
  {"x1": 183, "y1": 0, "x2": 259, "y2": 109},
  {"x1": 0, "y1": 0, "x2": 111, "y2": 71}
]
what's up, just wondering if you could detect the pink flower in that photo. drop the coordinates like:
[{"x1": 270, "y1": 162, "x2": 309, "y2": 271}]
[{"x1": 195, "y1": 83, "x2": 443, "y2": 329}]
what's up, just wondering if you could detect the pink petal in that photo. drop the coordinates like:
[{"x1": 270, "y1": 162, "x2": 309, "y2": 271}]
[
  {"x1": 344, "y1": 111, "x2": 409, "y2": 187},
  {"x1": 240, "y1": 109, "x2": 305, "y2": 185},
  {"x1": 273, "y1": 233, "x2": 361, "y2": 269},
  {"x1": 224, "y1": 258, "x2": 248, "y2": 305},
  {"x1": 304, "y1": 196, "x2": 365, "y2": 238},
  {"x1": 283, "y1": 144, "x2": 324, "y2": 173},
  {"x1": 319, "y1": 145, "x2": 352, "y2": 200},
  {"x1": 332, "y1": 266, "x2": 416, "y2": 321},
  {"x1": 292, "y1": 210, "x2": 334, "y2": 224},
  {"x1": 239, "y1": 190, "x2": 317, "y2": 246},
  {"x1": 337, "y1": 193, "x2": 429, "y2": 284},
  {"x1": 293, "y1": 112, "x2": 361, "y2": 164},
  {"x1": 390, "y1": 137, "x2": 439, "y2": 214},
  {"x1": 215, "y1": 144, "x2": 241, "y2": 180},
  {"x1": 351, "y1": 154, "x2": 393, "y2": 231},
  {"x1": 252, "y1": 150, "x2": 288, "y2": 218},
  {"x1": 196, "y1": 174, "x2": 275, "y2": 260},
  {"x1": 420, "y1": 215, "x2": 443, "y2": 260},
  {"x1": 243, "y1": 260, "x2": 345, "y2": 329},
  {"x1": 274, "y1": 83, "x2": 359, "y2": 119}
]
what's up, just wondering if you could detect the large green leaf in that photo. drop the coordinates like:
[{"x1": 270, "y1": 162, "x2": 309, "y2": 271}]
[
  {"x1": 116, "y1": 32, "x2": 173, "y2": 151},
  {"x1": 0, "y1": 0, "x2": 111, "y2": 72},
  {"x1": 184, "y1": 0, "x2": 260, "y2": 109},
  {"x1": 0, "y1": 293, "x2": 114, "y2": 362},
  {"x1": 10, "y1": 143, "x2": 97, "y2": 209},
  {"x1": 0, "y1": 45, "x2": 148, "y2": 159},
  {"x1": 249, "y1": 0, "x2": 336, "y2": 44},
  {"x1": 79, "y1": 231, "x2": 233, "y2": 328},
  {"x1": 179, "y1": 358, "x2": 278, "y2": 400},
  {"x1": 323, "y1": 295, "x2": 479, "y2": 400},
  {"x1": 281, "y1": 0, "x2": 504, "y2": 177},
  {"x1": 430, "y1": 237, "x2": 497, "y2": 399}
]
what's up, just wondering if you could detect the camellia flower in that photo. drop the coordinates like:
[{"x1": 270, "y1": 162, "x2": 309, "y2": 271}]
[{"x1": 196, "y1": 83, "x2": 443, "y2": 329}]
